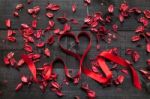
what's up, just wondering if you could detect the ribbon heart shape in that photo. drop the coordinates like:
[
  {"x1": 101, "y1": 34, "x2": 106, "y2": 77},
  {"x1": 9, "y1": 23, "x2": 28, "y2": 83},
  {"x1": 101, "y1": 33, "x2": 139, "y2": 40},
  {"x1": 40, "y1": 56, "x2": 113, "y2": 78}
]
[{"x1": 58, "y1": 32, "x2": 110, "y2": 84}]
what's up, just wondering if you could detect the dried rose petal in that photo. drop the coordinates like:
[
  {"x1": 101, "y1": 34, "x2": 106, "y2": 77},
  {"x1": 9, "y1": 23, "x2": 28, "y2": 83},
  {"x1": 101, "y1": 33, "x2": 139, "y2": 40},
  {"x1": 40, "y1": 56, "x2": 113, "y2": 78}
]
[
  {"x1": 7, "y1": 36, "x2": 16, "y2": 42},
  {"x1": 17, "y1": 59, "x2": 25, "y2": 66},
  {"x1": 10, "y1": 58, "x2": 17, "y2": 66},
  {"x1": 53, "y1": 28, "x2": 60, "y2": 34},
  {"x1": 32, "y1": 20, "x2": 37, "y2": 28},
  {"x1": 146, "y1": 32, "x2": 150, "y2": 37},
  {"x1": 147, "y1": 59, "x2": 150, "y2": 66},
  {"x1": 112, "y1": 24, "x2": 118, "y2": 32},
  {"x1": 48, "y1": 20, "x2": 55, "y2": 28},
  {"x1": 50, "y1": 81, "x2": 61, "y2": 89},
  {"x1": 24, "y1": 44, "x2": 33, "y2": 52},
  {"x1": 116, "y1": 75, "x2": 125, "y2": 84},
  {"x1": 72, "y1": 3, "x2": 76, "y2": 13},
  {"x1": 7, "y1": 52, "x2": 14, "y2": 59},
  {"x1": 132, "y1": 51, "x2": 140, "y2": 62},
  {"x1": 108, "y1": 4, "x2": 114, "y2": 13},
  {"x1": 143, "y1": 10, "x2": 150, "y2": 19},
  {"x1": 84, "y1": 0, "x2": 91, "y2": 5},
  {"x1": 21, "y1": 24, "x2": 29, "y2": 29},
  {"x1": 4, "y1": 57, "x2": 10, "y2": 65},
  {"x1": 21, "y1": 75, "x2": 28, "y2": 83},
  {"x1": 70, "y1": 18, "x2": 78, "y2": 24},
  {"x1": 46, "y1": 12, "x2": 54, "y2": 18},
  {"x1": 32, "y1": 54, "x2": 41, "y2": 59},
  {"x1": 34, "y1": 30, "x2": 43, "y2": 39},
  {"x1": 57, "y1": 16, "x2": 68, "y2": 24},
  {"x1": 13, "y1": 11, "x2": 19, "y2": 17},
  {"x1": 36, "y1": 42, "x2": 45, "y2": 48},
  {"x1": 146, "y1": 43, "x2": 150, "y2": 53},
  {"x1": 27, "y1": 36, "x2": 34, "y2": 43},
  {"x1": 87, "y1": 90, "x2": 96, "y2": 99},
  {"x1": 131, "y1": 35, "x2": 141, "y2": 42},
  {"x1": 46, "y1": 3, "x2": 60, "y2": 11},
  {"x1": 125, "y1": 48, "x2": 133, "y2": 55},
  {"x1": 120, "y1": 3, "x2": 129, "y2": 12},
  {"x1": 15, "y1": 4, "x2": 24, "y2": 10},
  {"x1": 139, "y1": 17, "x2": 149, "y2": 27},
  {"x1": 47, "y1": 35, "x2": 55, "y2": 45},
  {"x1": 135, "y1": 26, "x2": 144, "y2": 33},
  {"x1": 119, "y1": 14, "x2": 124, "y2": 22},
  {"x1": 74, "y1": 96, "x2": 80, "y2": 99},
  {"x1": 15, "y1": 83, "x2": 23, "y2": 91},
  {"x1": 5, "y1": 19, "x2": 11, "y2": 28},
  {"x1": 44, "y1": 48, "x2": 51, "y2": 57},
  {"x1": 63, "y1": 23, "x2": 71, "y2": 32}
]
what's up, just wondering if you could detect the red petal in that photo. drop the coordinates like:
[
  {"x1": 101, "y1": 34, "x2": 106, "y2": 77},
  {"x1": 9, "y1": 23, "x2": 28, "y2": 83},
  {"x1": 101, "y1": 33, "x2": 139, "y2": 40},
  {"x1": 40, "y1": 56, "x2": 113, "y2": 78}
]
[
  {"x1": 132, "y1": 51, "x2": 140, "y2": 62},
  {"x1": 46, "y1": 12, "x2": 54, "y2": 18},
  {"x1": 120, "y1": 3, "x2": 129, "y2": 12},
  {"x1": 108, "y1": 4, "x2": 114, "y2": 13},
  {"x1": 131, "y1": 35, "x2": 141, "y2": 42},
  {"x1": 46, "y1": 3, "x2": 60, "y2": 11},
  {"x1": 36, "y1": 42, "x2": 45, "y2": 48},
  {"x1": 24, "y1": 44, "x2": 33, "y2": 52},
  {"x1": 17, "y1": 59, "x2": 25, "y2": 66},
  {"x1": 119, "y1": 14, "x2": 124, "y2": 22},
  {"x1": 13, "y1": 11, "x2": 19, "y2": 17},
  {"x1": 15, "y1": 4, "x2": 24, "y2": 10},
  {"x1": 135, "y1": 26, "x2": 144, "y2": 33},
  {"x1": 47, "y1": 35, "x2": 55, "y2": 45},
  {"x1": 5, "y1": 19, "x2": 11, "y2": 28},
  {"x1": 15, "y1": 83, "x2": 23, "y2": 92},
  {"x1": 63, "y1": 23, "x2": 71, "y2": 32},
  {"x1": 53, "y1": 28, "x2": 60, "y2": 34},
  {"x1": 143, "y1": 10, "x2": 150, "y2": 19},
  {"x1": 72, "y1": 3, "x2": 76, "y2": 13},
  {"x1": 32, "y1": 20, "x2": 37, "y2": 28},
  {"x1": 44, "y1": 48, "x2": 51, "y2": 57},
  {"x1": 84, "y1": 0, "x2": 91, "y2": 5},
  {"x1": 7, "y1": 36, "x2": 16, "y2": 42},
  {"x1": 116, "y1": 75, "x2": 125, "y2": 84},
  {"x1": 21, "y1": 75, "x2": 28, "y2": 83},
  {"x1": 146, "y1": 43, "x2": 150, "y2": 53},
  {"x1": 50, "y1": 81, "x2": 61, "y2": 89},
  {"x1": 147, "y1": 59, "x2": 150, "y2": 66},
  {"x1": 48, "y1": 20, "x2": 55, "y2": 28},
  {"x1": 146, "y1": 32, "x2": 150, "y2": 37},
  {"x1": 4, "y1": 57, "x2": 10, "y2": 65},
  {"x1": 139, "y1": 17, "x2": 149, "y2": 27}
]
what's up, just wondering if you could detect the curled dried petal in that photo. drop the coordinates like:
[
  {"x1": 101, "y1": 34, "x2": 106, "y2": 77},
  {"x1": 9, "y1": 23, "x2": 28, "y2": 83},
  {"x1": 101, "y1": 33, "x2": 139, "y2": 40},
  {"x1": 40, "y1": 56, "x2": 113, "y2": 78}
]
[
  {"x1": 44, "y1": 48, "x2": 51, "y2": 57},
  {"x1": 143, "y1": 10, "x2": 150, "y2": 19},
  {"x1": 108, "y1": 4, "x2": 114, "y2": 13},
  {"x1": 147, "y1": 59, "x2": 150, "y2": 66},
  {"x1": 135, "y1": 26, "x2": 144, "y2": 33},
  {"x1": 21, "y1": 75, "x2": 28, "y2": 83},
  {"x1": 120, "y1": 3, "x2": 129, "y2": 12},
  {"x1": 24, "y1": 44, "x2": 33, "y2": 52},
  {"x1": 46, "y1": 12, "x2": 54, "y2": 18},
  {"x1": 46, "y1": 3, "x2": 60, "y2": 11},
  {"x1": 139, "y1": 17, "x2": 149, "y2": 27},
  {"x1": 146, "y1": 43, "x2": 150, "y2": 53},
  {"x1": 32, "y1": 20, "x2": 37, "y2": 28},
  {"x1": 132, "y1": 51, "x2": 140, "y2": 62},
  {"x1": 5, "y1": 19, "x2": 11, "y2": 28},
  {"x1": 15, "y1": 4, "x2": 24, "y2": 10},
  {"x1": 72, "y1": 3, "x2": 76, "y2": 13},
  {"x1": 131, "y1": 35, "x2": 141, "y2": 42},
  {"x1": 15, "y1": 83, "x2": 23, "y2": 92}
]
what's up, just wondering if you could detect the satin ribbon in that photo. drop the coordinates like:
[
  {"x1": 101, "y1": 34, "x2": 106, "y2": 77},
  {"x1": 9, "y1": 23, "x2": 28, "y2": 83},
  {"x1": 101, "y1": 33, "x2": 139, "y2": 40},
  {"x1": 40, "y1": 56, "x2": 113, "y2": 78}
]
[
  {"x1": 22, "y1": 54, "x2": 37, "y2": 82},
  {"x1": 99, "y1": 51, "x2": 142, "y2": 90},
  {"x1": 58, "y1": 32, "x2": 110, "y2": 84}
]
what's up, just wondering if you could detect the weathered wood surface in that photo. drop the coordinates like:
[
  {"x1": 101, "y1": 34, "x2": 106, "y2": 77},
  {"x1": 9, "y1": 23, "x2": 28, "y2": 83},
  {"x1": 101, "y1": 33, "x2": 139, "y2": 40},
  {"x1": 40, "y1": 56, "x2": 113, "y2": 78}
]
[{"x1": 0, "y1": 0, "x2": 150, "y2": 99}]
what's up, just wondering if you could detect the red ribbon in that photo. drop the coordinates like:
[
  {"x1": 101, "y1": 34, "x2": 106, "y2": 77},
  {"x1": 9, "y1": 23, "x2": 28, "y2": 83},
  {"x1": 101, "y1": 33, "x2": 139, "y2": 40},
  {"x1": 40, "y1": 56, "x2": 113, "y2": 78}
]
[
  {"x1": 21, "y1": 54, "x2": 37, "y2": 82},
  {"x1": 99, "y1": 51, "x2": 142, "y2": 90}
]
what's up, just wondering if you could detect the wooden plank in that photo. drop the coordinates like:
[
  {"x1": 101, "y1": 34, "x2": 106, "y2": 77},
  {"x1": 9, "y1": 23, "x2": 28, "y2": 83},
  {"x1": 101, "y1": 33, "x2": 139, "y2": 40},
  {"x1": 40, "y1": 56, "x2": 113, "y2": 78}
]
[{"x1": 0, "y1": 0, "x2": 150, "y2": 30}]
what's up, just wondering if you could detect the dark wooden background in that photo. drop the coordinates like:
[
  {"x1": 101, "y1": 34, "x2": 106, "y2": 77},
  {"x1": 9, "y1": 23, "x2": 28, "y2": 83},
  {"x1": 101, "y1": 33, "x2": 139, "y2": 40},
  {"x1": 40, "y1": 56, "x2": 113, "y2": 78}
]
[{"x1": 0, "y1": 0, "x2": 150, "y2": 99}]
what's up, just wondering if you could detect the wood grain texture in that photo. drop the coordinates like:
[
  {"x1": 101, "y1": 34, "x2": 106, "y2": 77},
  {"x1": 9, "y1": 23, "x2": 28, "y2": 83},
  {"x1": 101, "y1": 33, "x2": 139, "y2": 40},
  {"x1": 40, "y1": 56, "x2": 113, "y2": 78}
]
[{"x1": 0, "y1": 0, "x2": 150, "y2": 99}]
